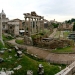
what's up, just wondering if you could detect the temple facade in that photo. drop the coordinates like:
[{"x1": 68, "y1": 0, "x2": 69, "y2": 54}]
[{"x1": 23, "y1": 11, "x2": 44, "y2": 36}]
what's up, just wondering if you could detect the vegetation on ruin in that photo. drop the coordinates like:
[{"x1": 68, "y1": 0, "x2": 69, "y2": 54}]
[
  {"x1": 15, "y1": 39, "x2": 24, "y2": 45},
  {"x1": 63, "y1": 31, "x2": 70, "y2": 38},
  {"x1": 31, "y1": 29, "x2": 50, "y2": 39},
  {"x1": 3, "y1": 34, "x2": 14, "y2": 41}
]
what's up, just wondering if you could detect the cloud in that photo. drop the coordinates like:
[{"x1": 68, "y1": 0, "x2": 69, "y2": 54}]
[{"x1": 0, "y1": 0, "x2": 75, "y2": 22}]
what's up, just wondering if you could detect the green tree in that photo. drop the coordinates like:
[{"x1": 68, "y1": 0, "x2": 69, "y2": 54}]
[
  {"x1": 52, "y1": 23, "x2": 59, "y2": 28},
  {"x1": 73, "y1": 23, "x2": 75, "y2": 31}
]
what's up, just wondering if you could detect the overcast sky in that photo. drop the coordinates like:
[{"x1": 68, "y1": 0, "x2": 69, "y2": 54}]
[{"x1": 0, "y1": 0, "x2": 75, "y2": 22}]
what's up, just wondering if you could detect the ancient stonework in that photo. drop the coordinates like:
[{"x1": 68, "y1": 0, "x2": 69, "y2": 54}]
[
  {"x1": 24, "y1": 35, "x2": 33, "y2": 45},
  {"x1": 23, "y1": 11, "x2": 44, "y2": 36},
  {"x1": 34, "y1": 38, "x2": 74, "y2": 49}
]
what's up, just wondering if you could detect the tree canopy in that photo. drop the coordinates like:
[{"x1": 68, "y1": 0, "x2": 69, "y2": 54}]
[
  {"x1": 65, "y1": 18, "x2": 75, "y2": 23},
  {"x1": 73, "y1": 22, "x2": 75, "y2": 31},
  {"x1": 52, "y1": 23, "x2": 59, "y2": 28}
]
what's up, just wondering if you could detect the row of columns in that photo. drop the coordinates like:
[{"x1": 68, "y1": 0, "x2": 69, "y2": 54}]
[{"x1": 24, "y1": 17, "x2": 44, "y2": 36}]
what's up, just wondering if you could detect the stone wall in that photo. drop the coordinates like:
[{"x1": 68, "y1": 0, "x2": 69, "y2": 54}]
[{"x1": 34, "y1": 39, "x2": 74, "y2": 49}]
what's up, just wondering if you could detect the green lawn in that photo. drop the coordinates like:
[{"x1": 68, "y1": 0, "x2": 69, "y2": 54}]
[
  {"x1": 51, "y1": 46, "x2": 75, "y2": 53},
  {"x1": 0, "y1": 41, "x2": 5, "y2": 49},
  {"x1": 0, "y1": 49, "x2": 62, "y2": 75}
]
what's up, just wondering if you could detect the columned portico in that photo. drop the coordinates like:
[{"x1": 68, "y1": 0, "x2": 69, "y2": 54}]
[{"x1": 23, "y1": 11, "x2": 44, "y2": 36}]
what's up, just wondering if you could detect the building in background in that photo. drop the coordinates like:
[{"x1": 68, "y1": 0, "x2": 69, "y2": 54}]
[
  {"x1": 8, "y1": 19, "x2": 19, "y2": 36},
  {"x1": 0, "y1": 10, "x2": 9, "y2": 33},
  {"x1": 58, "y1": 23, "x2": 73, "y2": 31}
]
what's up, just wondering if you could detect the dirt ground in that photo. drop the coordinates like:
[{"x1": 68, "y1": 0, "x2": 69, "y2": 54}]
[{"x1": 8, "y1": 39, "x2": 75, "y2": 64}]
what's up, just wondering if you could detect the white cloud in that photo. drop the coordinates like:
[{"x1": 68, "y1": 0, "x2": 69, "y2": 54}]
[{"x1": 0, "y1": 0, "x2": 75, "y2": 21}]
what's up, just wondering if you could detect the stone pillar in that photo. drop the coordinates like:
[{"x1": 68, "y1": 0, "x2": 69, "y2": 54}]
[
  {"x1": 34, "y1": 18, "x2": 36, "y2": 33},
  {"x1": 0, "y1": 13, "x2": 4, "y2": 45},
  {"x1": 28, "y1": 17, "x2": 31, "y2": 36},
  {"x1": 37, "y1": 18, "x2": 40, "y2": 33},
  {"x1": 40, "y1": 18, "x2": 44, "y2": 31},
  {"x1": 24, "y1": 17, "x2": 27, "y2": 35},
  {"x1": 0, "y1": 17, "x2": 2, "y2": 41},
  {"x1": 40, "y1": 19, "x2": 42, "y2": 30},
  {"x1": 31, "y1": 18, "x2": 33, "y2": 34},
  {"x1": 42, "y1": 18, "x2": 44, "y2": 31}
]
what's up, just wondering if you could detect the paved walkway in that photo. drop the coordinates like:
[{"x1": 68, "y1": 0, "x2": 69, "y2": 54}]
[{"x1": 8, "y1": 39, "x2": 75, "y2": 64}]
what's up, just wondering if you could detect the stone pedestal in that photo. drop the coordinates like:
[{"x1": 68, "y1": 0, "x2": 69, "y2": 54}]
[{"x1": 24, "y1": 35, "x2": 33, "y2": 45}]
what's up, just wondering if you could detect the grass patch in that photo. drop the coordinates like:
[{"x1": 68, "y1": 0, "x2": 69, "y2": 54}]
[
  {"x1": 0, "y1": 41, "x2": 5, "y2": 49},
  {"x1": 63, "y1": 31, "x2": 70, "y2": 38},
  {"x1": 54, "y1": 31, "x2": 60, "y2": 38},
  {"x1": 3, "y1": 34, "x2": 14, "y2": 41},
  {"x1": 51, "y1": 46, "x2": 75, "y2": 53},
  {"x1": 0, "y1": 49, "x2": 62, "y2": 75},
  {"x1": 15, "y1": 39, "x2": 24, "y2": 45}
]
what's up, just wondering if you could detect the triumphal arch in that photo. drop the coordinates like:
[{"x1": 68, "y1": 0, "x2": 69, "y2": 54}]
[{"x1": 23, "y1": 11, "x2": 44, "y2": 36}]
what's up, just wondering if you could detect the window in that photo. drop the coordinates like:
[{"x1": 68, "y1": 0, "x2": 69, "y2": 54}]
[{"x1": 3, "y1": 25, "x2": 5, "y2": 28}]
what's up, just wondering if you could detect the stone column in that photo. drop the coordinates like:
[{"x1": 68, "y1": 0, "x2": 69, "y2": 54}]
[
  {"x1": 41, "y1": 18, "x2": 44, "y2": 31},
  {"x1": 24, "y1": 17, "x2": 27, "y2": 35},
  {"x1": 28, "y1": 17, "x2": 31, "y2": 36},
  {"x1": 0, "y1": 13, "x2": 4, "y2": 45},
  {"x1": 40, "y1": 19, "x2": 42, "y2": 30},
  {"x1": 34, "y1": 18, "x2": 36, "y2": 33},
  {"x1": 0, "y1": 17, "x2": 2, "y2": 41},
  {"x1": 31, "y1": 18, "x2": 33, "y2": 34},
  {"x1": 37, "y1": 18, "x2": 40, "y2": 33},
  {"x1": 42, "y1": 18, "x2": 44, "y2": 31}
]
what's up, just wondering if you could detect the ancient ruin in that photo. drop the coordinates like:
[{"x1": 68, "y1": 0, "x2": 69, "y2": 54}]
[
  {"x1": 0, "y1": 10, "x2": 5, "y2": 45},
  {"x1": 23, "y1": 11, "x2": 44, "y2": 45},
  {"x1": 23, "y1": 11, "x2": 44, "y2": 36}
]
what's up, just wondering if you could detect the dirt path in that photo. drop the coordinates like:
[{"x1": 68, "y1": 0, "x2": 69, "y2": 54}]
[{"x1": 8, "y1": 39, "x2": 75, "y2": 64}]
